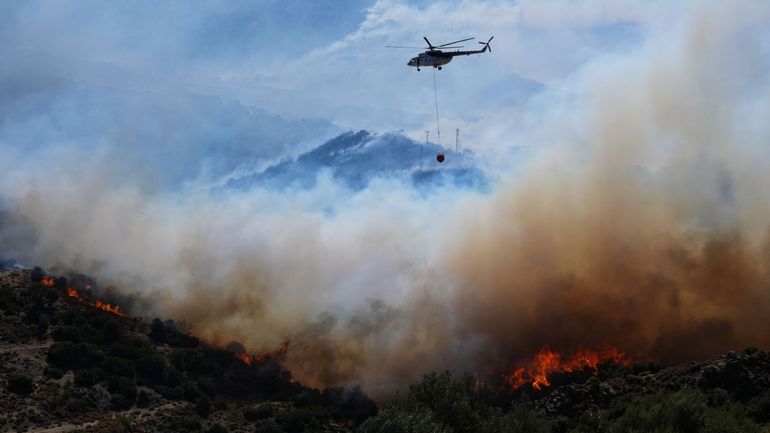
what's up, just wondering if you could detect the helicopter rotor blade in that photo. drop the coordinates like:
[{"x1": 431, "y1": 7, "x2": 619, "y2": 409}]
[
  {"x1": 385, "y1": 45, "x2": 425, "y2": 49},
  {"x1": 437, "y1": 37, "x2": 474, "y2": 47},
  {"x1": 423, "y1": 36, "x2": 434, "y2": 48}
]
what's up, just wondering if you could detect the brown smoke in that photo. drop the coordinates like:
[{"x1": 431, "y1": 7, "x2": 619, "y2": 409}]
[{"x1": 446, "y1": 2, "x2": 770, "y2": 367}]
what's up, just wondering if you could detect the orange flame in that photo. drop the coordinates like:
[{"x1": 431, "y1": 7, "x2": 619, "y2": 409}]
[
  {"x1": 41, "y1": 277, "x2": 55, "y2": 287},
  {"x1": 505, "y1": 345, "x2": 633, "y2": 391},
  {"x1": 94, "y1": 300, "x2": 125, "y2": 316},
  {"x1": 64, "y1": 287, "x2": 125, "y2": 317},
  {"x1": 235, "y1": 352, "x2": 253, "y2": 365},
  {"x1": 236, "y1": 341, "x2": 289, "y2": 366}
]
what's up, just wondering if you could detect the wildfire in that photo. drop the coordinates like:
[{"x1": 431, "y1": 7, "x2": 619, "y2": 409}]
[
  {"x1": 236, "y1": 341, "x2": 289, "y2": 366},
  {"x1": 64, "y1": 287, "x2": 126, "y2": 317},
  {"x1": 505, "y1": 345, "x2": 633, "y2": 390},
  {"x1": 41, "y1": 277, "x2": 55, "y2": 287},
  {"x1": 94, "y1": 300, "x2": 125, "y2": 316}
]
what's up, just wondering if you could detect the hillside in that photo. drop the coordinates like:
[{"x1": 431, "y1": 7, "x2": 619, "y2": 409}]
[
  {"x1": 2, "y1": 266, "x2": 769, "y2": 433},
  {"x1": 0, "y1": 268, "x2": 374, "y2": 433}
]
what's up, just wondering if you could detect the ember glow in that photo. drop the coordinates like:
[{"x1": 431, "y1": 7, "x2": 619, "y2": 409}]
[
  {"x1": 236, "y1": 341, "x2": 289, "y2": 366},
  {"x1": 41, "y1": 277, "x2": 55, "y2": 287},
  {"x1": 505, "y1": 346, "x2": 633, "y2": 390}
]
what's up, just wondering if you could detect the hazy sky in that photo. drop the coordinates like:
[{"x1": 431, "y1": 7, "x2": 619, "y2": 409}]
[{"x1": 1, "y1": 0, "x2": 669, "y2": 140}]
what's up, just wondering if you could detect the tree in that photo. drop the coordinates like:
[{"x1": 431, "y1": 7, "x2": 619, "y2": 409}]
[
  {"x1": 7, "y1": 374, "x2": 33, "y2": 395},
  {"x1": 30, "y1": 267, "x2": 44, "y2": 283},
  {"x1": 149, "y1": 318, "x2": 166, "y2": 342}
]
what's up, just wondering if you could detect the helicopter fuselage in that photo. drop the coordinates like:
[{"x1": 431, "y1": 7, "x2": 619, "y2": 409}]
[
  {"x1": 407, "y1": 43, "x2": 490, "y2": 70},
  {"x1": 407, "y1": 51, "x2": 453, "y2": 69}
]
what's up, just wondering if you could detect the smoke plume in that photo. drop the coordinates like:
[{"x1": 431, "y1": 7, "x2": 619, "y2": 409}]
[{"x1": 2, "y1": 2, "x2": 770, "y2": 398}]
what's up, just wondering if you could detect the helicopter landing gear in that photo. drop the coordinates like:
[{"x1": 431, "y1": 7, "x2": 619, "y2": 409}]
[
  {"x1": 417, "y1": 67, "x2": 420, "y2": 71},
  {"x1": 438, "y1": 66, "x2": 442, "y2": 70}
]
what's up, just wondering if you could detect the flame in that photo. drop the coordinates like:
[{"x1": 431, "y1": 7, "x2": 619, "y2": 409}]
[
  {"x1": 64, "y1": 287, "x2": 125, "y2": 316},
  {"x1": 235, "y1": 352, "x2": 253, "y2": 365},
  {"x1": 236, "y1": 341, "x2": 289, "y2": 366},
  {"x1": 94, "y1": 300, "x2": 125, "y2": 316},
  {"x1": 41, "y1": 277, "x2": 55, "y2": 287},
  {"x1": 505, "y1": 345, "x2": 633, "y2": 390}
]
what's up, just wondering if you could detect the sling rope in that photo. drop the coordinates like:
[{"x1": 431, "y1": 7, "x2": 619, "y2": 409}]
[{"x1": 433, "y1": 68, "x2": 442, "y2": 146}]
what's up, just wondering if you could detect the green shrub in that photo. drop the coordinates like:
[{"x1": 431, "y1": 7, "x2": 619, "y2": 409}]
[
  {"x1": 30, "y1": 266, "x2": 44, "y2": 282},
  {"x1": 244, "y1": 403, "x2": 274, "y2": 421},
  {"x1": 48, "y1": 342, "x2": 79, "y2": 366},
  {"x1": 149, "y1": 318, "x2": 166, "y2": 342},
  {"x1": 51, "y1": 326, "x2": 82, "y2": 343},
  {"x1": 74, "y1": 369, "x2": 104, "y2": 387},
  {"x1": 104, "y1": 356, "x2": 136, "y2": 378},
  {"x1": 110, "y1": 393, "x2": 135, "y2": 411},
  {"x1": 204, "y1": 423, "x2": 228, "y2": 433},
  {"x1": 0, "y1": 285, "x2": 20, "y2": 313},
  {"x1": 44, "y1": 367, "x2": 64, "y2": 379},
  {"x1": 196, "y1": 396, "x2": 212, "y2": 418},
  {"x1": 101, "y1": 320, "x2": 122, "y2": 343},
  {"x1": 108, "y1": 376, "x2": 137, "y2": 399},
  {"x1": 183, "y1": 381, "x2": 203, "y2": 401},
  {"x1": 253, "y1": 421, "x2": 284, "y2": 433},
  {"x1": 7, "y1": 374, "x2": 33, "y2": 395},
  {"x1": 137, "y1": 390, "x2": 151, "y2": 408},
  {"x1": 749, "y1": 389, "x2": 770, "y2": 423},
  {"x1": 708, "y1": 388, "x2": 730, "y2": 407},
  {"x1": 274, "y1": 407, "x2": 318, "y2": 433}
]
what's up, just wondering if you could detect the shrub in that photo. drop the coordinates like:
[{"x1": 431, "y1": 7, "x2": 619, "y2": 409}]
[
  {"x1": 149, "y1": 318, "x2": 166, "y2": 342},
  {"x1": 253, "y1": 421, "x2": 284, "y2": 433},
  {"x1": 110, "y1": 394, "x2": 135, "y2": 411},
  {"x1": 137, "y1": 390, "x2": 151, "y2": 408},
  {"x1": 183, "y1": 381, "x2": 203, "y2": 402},
  {"x1": 74, "y1": 369, "x2": 104, "y2": 387},
  {"x1": 44, "y1": 367, "x2": 64, "y2": 379},
  {"x1": 708, "y1": 388, "x2": 730, "y2": 407},
  {"x1": 104, "y1": 356, "x2": 136, "y2": 379},
  {"x1": 244, "y1": 403, "x2": 274, "y2": 421},
  {"x1": 204, "y1": 424, "x2": 228, "y2": 433},
  {"x1": 196, "y1": 396, "x2": 212, "y2": 418},
  {"x1": 48, "y1": 341, "x2": 79, "y2": 366},
  {"x1": 101, "y1": 320, "x2": 122, "y2": 343},
  {"x1": 30, "y1": 267, "x2": 44, "y2": 282},
  {"x1": 54, "y1": 276, "x2": 68, "y2": 290},
  {"x1": 51, "y1": 325, "x2": 82, "y2": 343},
  {"x1": 274, "y1": 408, "x2": 316, "y2": 433},
  {"x1": 7, "y1": 374, "x2": 33, "y2": 395},
  {"x1": 36, "y1": 314, "x2": 50, "y2": 339},
  {"x1": 108, "y1": 376, "x2": 137, "y2": 399}
]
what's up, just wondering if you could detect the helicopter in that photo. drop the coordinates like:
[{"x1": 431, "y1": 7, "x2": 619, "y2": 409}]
[{"x1": 387, "y1": 36, "x2": 493, "y2": 71}]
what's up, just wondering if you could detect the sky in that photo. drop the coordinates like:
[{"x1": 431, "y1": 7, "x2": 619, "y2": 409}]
[
  {"x1": 0, "y1": 0, "x2": 668, "y2": 148},
  {"x1": 3, "y1": 1, "x2": 770, "y2": 398}
]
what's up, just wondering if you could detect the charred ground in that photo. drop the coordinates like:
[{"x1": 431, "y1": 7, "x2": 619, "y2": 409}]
[{"x1": 1, "y1": 267, "x2": 769, "y2": 433}]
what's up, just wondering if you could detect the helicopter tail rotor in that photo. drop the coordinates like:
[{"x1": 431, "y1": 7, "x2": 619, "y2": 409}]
[{"x1": 479, "y1": 36, "x2": 494, "y2": 53}]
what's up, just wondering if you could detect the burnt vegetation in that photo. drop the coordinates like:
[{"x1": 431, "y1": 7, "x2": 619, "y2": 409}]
[{"x1": 1, "y1": 266, "x2": 770, "y2": 432}]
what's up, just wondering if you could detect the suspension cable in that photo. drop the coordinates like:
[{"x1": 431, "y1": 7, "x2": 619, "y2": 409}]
[{"x1": 433, "y1": 68, "x2": 441, "y2": 145}]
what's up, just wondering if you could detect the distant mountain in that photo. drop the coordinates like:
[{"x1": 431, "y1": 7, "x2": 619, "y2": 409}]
[
  {"x1": 0, "y1": 82, "x2": 339, "y2": 190},
  {"x1": 225, "y1": 130, "x2": 489, "y2": 191}
]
